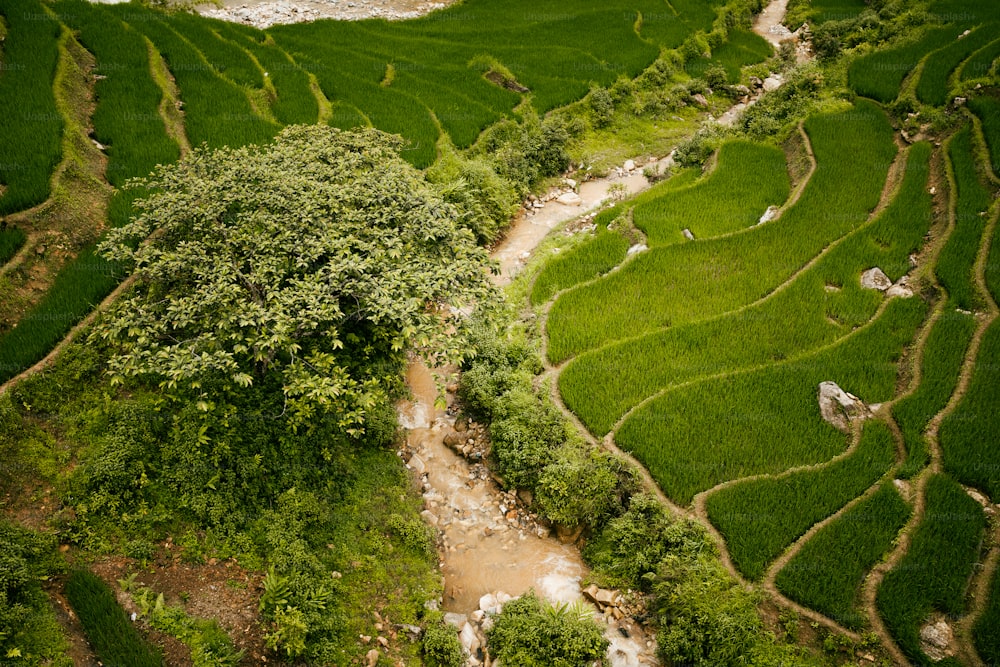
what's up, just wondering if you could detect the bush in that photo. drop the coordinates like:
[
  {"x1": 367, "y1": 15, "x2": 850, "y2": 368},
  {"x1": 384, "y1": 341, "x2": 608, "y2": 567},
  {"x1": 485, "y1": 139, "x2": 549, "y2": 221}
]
[
  {"x1": 487, "y1": 591, "x2": 608, "y2": 666},
  {"x1": 536, "y1": 443, "x2": 628, "y2": 527},
  {"x1": 423, "y1": 621, "x2": 464, "y2": 667},
  {"x1": 590, "y1": 87, "x2": 615, "y2": 128}
]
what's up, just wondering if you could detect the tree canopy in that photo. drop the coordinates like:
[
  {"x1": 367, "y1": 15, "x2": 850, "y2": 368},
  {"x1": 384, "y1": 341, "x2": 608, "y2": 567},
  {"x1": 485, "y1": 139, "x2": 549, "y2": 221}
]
[{"x1": 97, "y1": 125, "x2": 498, "y2": 431}]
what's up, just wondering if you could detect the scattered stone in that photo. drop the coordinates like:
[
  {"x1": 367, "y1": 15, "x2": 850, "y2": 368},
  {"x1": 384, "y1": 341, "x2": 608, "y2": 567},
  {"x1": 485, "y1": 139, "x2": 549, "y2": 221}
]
[
  {"x1": 893, "y1": 479, "x2": 911, "y2": 498},
  {"x1": 966, "y1": 487, "x2": 990, "y2": 507},
  {"x1": 421, "y1": 509, "x2": 439, "y2": 526},
  {"x1": 762, "y1": 75, "x2": 783, "y2": 92},
  {"x1": 682, "y1": 228, "x2": 695, "y2": 240},
  {"x1": 556, "y1": 192, "x2": 582, "y2": 206},
  {"x1": 919, "y1": 619, "x2": 954, "y2": 661},
  {"x1": 517, "y1": 489, "x2": 533, "y2": 505},
  {"x1": 953, "y1": 96, "x2": 967, "y2": 107},
  {"x1": 444, "y1": 612, "x2": 468, "y2": 628},
  {"x1": 886, "y1": 276, "x2": 914, "y2": 299},
  {"x1": 563, "y1": 178, "x2": 577, "y2": 189},
  {"x1": 443, "y1": 431, "x2": 464, "y2": 450},
  {"x1": 479, "y1": 593, "x2": 499, "y2": 614},
  {"x1": 408, "y1": 454, "x2": 426, "y2": 475},
  {"x1": 818, "y1": 381, "x2": 870, "y2": 433},
  {"x1": 627, "y1": 243, "x2": 648, "y2": 256},
  {"x1": 364, "y1": 648, "x2": 380, "y2": 667},
  {"x1": 758, "y1": 205, "x2": 779, "y2": 225},
  {"x1": 623, "y1": 159, "x2": 636, "y2": 172},
  {"x1": 691, "y1": 93, "x2": 709, "y2": 108},
  {"x1": 460, "y1": 622, "x2": 480, "y2": 655},
  {"x1": 454, "y1": 417, "x2": 468, "y2": 433},
  {"x1": 860, "y1": 267, "x2": 892, "y2": 291}
]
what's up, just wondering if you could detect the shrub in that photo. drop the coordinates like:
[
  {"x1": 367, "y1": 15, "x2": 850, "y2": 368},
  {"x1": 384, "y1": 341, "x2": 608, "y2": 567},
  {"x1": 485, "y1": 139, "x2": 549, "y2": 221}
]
[
  {"x1": 423, "y1": 621, "x2": 464, "y2": 667},
  {"x1": 487, "y1": 591, "x2": 608, "y2": 666},
  {"x1": 536, "y1": 443, "x2": 629, "y2": 527}
]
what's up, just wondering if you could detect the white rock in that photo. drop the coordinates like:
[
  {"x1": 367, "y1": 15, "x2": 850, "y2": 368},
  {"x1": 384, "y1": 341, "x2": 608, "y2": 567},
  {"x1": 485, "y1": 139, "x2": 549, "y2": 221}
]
[
  {"x1": 444, "y1": 612, "x2": 468, "y2": 628},
  {"x1": 758, "y1": 205, "x2": 779, "y2": 225},
  {"x1": 886, "y1": 276, "x2": 914, "y2": 298},
  {"x1": 556, "y1": 192, "x2": 582, "y2": 206},
  {"x1": 818, "y1": 381, "x2": 870, "y2": 432},
  {"x1": 762, "y1": 75, "x2": 783, "y2": 92},
  {"x1": 459, "y1": 622, "x2": 480, "y2": 655},
  {"x1": 626, "y1": 243, "x2": 648, "y2": 256},
  {"x1": 408, "y1": 454, "x2": 426, "y2": 474},
  {"x1": 860, "y1": 267, "x2": 892, "y2": 291},
  {"x1": 479, "y1": 593, "x2": 499, "y2": 614},
  {"x1": 919, "y1": 619, "x2": 954, "y2": 661},
  {"x1": 563, "y1": 178, "x2": 577, "y2": 189},
  {"x1": 623, "y1": 159, "x2": 636, "y2": 172},
  {"x1": 682, "y1": 228, "x2": 695, "y2": 240}
]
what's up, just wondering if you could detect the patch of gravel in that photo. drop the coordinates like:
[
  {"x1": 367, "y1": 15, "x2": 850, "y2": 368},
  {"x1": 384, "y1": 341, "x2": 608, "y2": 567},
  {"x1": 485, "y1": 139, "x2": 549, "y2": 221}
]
[{"x1": 195, "y1": 0, "x2": 456, "y2": 28}]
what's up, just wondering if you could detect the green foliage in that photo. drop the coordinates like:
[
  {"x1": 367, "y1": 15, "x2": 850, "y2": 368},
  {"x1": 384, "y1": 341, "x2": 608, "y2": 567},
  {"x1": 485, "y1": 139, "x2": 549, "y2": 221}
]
[
  {"x1": 426, "y1": 148, "x2": 519, "y2": 244},
  {"x1": 0, "y1": 0, "x2": 62, "y2": 215},
  {"x1": 535, "y1": 443, "x2": 626, "y2": 527},
  {"x1": 937, "y1": 125, "x2": 992, "y2": 311},
  {"x1": 0, "y1": 520, "x2": 69, "y2": 666},
  {"x1": 96, "y1": 126, "x2": 496, "y2": 432},
  {"x1": 707, "y1": 420, "x2": 897, "y2": 581},
  {"x1": 876, "y1": 474, "x2": 987, "y2": 663},
  {"x1": 65, "y1": 569, "x2": 163, "y2": 667},
  {"x1": 960, "y1": 39, "x2": 1000, "y2": 82},
  {"x1": 422, "y1": 621, "x2": 464, "y2": 667},
  {"x1": 131, "y1": 585, "x2": 243, "y2": 667},
  {"x1": 487, "y1": 591, "x2": 608, "y2": 667},
  {"x1": 584, "y1": 493, "x2": 706, "y2": 590},
  {"x1": 684, "y1": 29, "x2": 772, "y2": 83},
  {"x1": 894, "y1": 307, "x2": 977, "y2": 478},
  {"x1": 775, "y1": 483, "x2": 911, "y2": 629},
  {"x1": 590, "y1": 87, "x2": 615, "y2": 128},
  {"x1": 737, "y1": 64, "x2": 825, "y2": 140}
]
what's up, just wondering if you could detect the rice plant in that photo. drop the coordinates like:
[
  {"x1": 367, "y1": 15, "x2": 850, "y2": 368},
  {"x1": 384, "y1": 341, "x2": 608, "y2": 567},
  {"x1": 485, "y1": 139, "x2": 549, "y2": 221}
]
[
  {"x1": 163, "y1": 12, "x2": 265, "y2": 90},
  {"x1": 0, "y1": 226, "x2": 26, "y2": 266},
  {"x1": 706, "y1": 421, "x2": 897, "y2": 581},
  {"x1": 775, "y1": 483, "x2": 910, "y2": 628},
  {"x1": 547, "y1": 102, "x2": 896, "y2": 362},
  {"x1": 959, "y1": 38, "x2": 1000, "y2": 81},
  {"x1": 937, "y1": 125, "x2": 992, "y2": 312},
  {"x1": 974, "y1": 563, "x2": 1000, "y2": 666},
  {"x1": 940, "y1": 319, "x2": 1000, "y2": 498},
  {"x1": 614, "y1": 296, "x2": 927, "y2": 505},
  {"x1": 809, "y1": 0, "x2": 868, "y2": 23},
  {"x1": 849, "y1": 26, "x2": 962, "y2": 103},
  {"x1": 531, "y1": 231, "x2": 630, "y2": 306},
  {"x1": 0, "y1": 245, "x2": 124, "y2": 384},
  {"x1": 55, "y1": 0, "x2": 179, "y2": 186},
  {"x1": 916, "y1": 22, "x2": 998, "y2": 106},
  {"x1": 684, "y1": 29, "x2": 773, "y2": 83},
  {"x1": 0, "y1": 0, "x2": 63, "y2": 215},
  {"x1": 969, "y1": 93, "x2": 1000, "y2": 178},
  {"x1": 111, "y1": 3, "x2": 279, "y2": 149},
  {"x1": 65, "y1": 569, "x2": 164, "y2": 667},
  {"x1": 894, "y1": 307, "x2": 977, "y2": 478},
  {"x1": 876, "y1": 474, "x2": 986, "y2": 664}
]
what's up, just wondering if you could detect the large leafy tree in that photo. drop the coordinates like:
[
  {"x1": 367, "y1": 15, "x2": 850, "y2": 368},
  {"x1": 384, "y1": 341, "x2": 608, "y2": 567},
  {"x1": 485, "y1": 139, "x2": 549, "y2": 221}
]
[{"x1": 97, "y1": 125, "x2": 497, "y2": 431}]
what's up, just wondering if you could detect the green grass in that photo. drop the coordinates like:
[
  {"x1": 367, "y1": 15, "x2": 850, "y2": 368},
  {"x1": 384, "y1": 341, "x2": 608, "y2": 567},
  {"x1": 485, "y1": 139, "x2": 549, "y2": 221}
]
[
  {"x1": 706, "y1": 420, "x2": 897, "y2": 582},
  {"x1": 937, "y1": 125, "x2": 992, "y2": 311},
  {"x1": 65, "y1": 569, "x2": 164, "y2": 667},
  {"x1": 916, "y1": 22, "x2": 999, "y2": 107},
  {"x1": 876, "y1": 474, "x2": 987, "y2": 664},
  {"x1": 849, "y1": 26, "x2": 963, "y2": 103},
  {"x1": 55, "y1": 0, "x2": 179, "y2": 186},
  {"x1": 960, "y1": 38, "x2": 1000, "y2": 81},
  {"x1": 615, "y1": 296, "x2": 927, "y2": 506},
  {"x1": 810, "y1": 0, "x2": 868, "y2": 23},
  {"x1": 0, "y1": 245, "x2": 125, "y2": 383},
  {"x1": 0, "y1": 0, "x2": 63, "y2": 215},
  {"x1": 969, "y1": 93, "x2": 1000, "y2": 178},
  {"x1": 215, "y1": 23, "x2": 319, "y2": 125},
  {"x1": 560, "y1": 141, "x2": 932, "y2": 436},
  {"x1": 775, "y1": 483, "x2": 910, "y2": 629},
  {"x1": 162, "y1": 12, "x2": 265, "y2": 90},
  {"x1": 547, "y1": 102, "x2": 895, "y2": 363},
  {"x1": 0, "y1": 226, "x2": 27, "y2": 265},
  {"x1": 940, "y1": 319, "x2": 1000, "y2": 499},
  {"x1": 111, "y1": 3, "x2": 279, "y2": 149},
  {"x1": 894, "y1": 307, "x2": 978, "y2": 478},
  {"x1": 633, "y1": 141, "x2": 790, "y2": 246},
  {"x1": 684, "y1": 29, "x2": 773, "y2": 83},
  {"x1": 974, "y1": 560, "x2": 1000, "y2": 666},
  {"x1": 531, "y1": 230, "x2": 630, "y2": 306}
]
